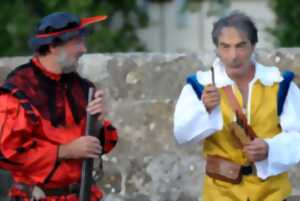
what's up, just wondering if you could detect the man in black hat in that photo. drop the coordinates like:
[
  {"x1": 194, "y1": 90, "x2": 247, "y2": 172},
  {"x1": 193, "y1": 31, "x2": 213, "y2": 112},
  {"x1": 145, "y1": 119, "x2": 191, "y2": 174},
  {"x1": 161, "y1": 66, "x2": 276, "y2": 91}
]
[{"x1": 0, "y1": 12, "x2": 118, "y2": 201}]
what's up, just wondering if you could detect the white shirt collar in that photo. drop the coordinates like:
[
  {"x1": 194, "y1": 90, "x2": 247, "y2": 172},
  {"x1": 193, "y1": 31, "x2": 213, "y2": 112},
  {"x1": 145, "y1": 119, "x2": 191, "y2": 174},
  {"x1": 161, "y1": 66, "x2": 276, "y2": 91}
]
[{"x1": 197, "y1": 57, "x2": 283, "y2": 87}]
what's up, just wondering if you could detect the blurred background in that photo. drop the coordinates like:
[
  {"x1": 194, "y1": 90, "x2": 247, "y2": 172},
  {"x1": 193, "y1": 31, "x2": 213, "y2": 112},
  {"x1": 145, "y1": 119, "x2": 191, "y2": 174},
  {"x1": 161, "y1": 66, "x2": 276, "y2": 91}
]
[{"x1": 0, "y1": 0, "x2": 299, "y2": 56}]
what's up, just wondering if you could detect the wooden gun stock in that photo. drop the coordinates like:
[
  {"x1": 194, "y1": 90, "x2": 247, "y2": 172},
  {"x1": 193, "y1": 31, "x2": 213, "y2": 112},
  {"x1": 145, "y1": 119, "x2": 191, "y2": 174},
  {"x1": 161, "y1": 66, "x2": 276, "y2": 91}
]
[
  {"x1": 228, "y1": 122, "x2": 252, "y2": 148},
  {"x1": 229, "y1": 111, "x2": 257, "y2": 148},
  {"x1": 236, "y1": 111, "x2": 257, "y2": 140}
]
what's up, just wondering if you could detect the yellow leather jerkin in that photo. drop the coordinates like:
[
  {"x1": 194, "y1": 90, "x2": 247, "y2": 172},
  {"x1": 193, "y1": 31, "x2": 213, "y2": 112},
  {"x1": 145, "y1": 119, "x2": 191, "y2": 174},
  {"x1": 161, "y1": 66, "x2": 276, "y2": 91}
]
[{"x1": 202, "y1": 80, "x2": 291, "y2": 201}]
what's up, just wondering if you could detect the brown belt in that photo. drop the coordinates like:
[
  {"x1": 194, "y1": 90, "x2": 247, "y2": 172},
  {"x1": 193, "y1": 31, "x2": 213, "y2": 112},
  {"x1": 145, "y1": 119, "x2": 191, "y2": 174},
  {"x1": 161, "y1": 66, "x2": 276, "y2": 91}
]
[
  {"x1": 14, "y1": 183, "x2": 80, "y2": 197},
  {"x1": 43, "y1": 183, "x2": 80, "y2": 196}
]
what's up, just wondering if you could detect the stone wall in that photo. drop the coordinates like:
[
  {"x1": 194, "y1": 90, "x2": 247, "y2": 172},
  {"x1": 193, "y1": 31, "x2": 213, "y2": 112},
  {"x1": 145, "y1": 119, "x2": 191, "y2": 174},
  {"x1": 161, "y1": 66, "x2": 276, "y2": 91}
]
[{"x1": 1, "y1": 49, "x2": 300, "y2": 201}]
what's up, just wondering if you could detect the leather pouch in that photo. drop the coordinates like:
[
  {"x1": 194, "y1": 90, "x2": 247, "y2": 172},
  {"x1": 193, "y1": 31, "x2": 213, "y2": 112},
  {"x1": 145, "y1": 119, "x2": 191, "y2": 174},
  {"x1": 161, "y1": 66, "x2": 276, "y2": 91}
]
[{"x1": 206, "y1": 155, "x2": 242, "y2": 184}]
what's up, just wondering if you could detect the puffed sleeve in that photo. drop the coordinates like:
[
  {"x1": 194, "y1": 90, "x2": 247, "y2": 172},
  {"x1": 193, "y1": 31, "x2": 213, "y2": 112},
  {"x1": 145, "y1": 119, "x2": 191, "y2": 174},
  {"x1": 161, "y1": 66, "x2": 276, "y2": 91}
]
[
  {"x1": 173, "y1": 84, "x2": 223, "y2": 144},
  {"x1": 255, "y1": 82, "x2": 300, "y2": 179},
  {"x1": 99, "y1": 120, "x2": 118, "y2": 154},
  {"x1": 0, "y1": 94, "x2": 58, "y2": 183}
]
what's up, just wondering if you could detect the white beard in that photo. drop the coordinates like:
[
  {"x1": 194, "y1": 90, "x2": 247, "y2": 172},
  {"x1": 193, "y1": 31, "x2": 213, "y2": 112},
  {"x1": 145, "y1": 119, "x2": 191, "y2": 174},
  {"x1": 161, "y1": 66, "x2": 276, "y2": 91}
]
[{"x1": 57, "y1": 49, "x2": 79, "y2": 73}]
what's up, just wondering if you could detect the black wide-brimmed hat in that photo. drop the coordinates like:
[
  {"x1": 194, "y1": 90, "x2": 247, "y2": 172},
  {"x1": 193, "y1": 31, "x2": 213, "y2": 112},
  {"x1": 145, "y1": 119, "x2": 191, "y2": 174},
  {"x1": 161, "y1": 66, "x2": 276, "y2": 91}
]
[{"x1": 28, "y1": 12, "x2": 107, "y2": 50}]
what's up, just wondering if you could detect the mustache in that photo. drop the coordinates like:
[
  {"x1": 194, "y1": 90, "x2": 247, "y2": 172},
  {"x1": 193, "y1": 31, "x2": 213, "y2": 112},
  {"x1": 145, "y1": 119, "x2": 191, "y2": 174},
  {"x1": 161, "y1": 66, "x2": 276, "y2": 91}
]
[
  {"x1": 57, "y1": 52, "x2": 83, "y2": 68},
  {"x1": 62, "y1": 65, "x2": 77, "y2": 73},
  {"x1": 228, "y1": 63, "x2": 242, "y2": 68}
]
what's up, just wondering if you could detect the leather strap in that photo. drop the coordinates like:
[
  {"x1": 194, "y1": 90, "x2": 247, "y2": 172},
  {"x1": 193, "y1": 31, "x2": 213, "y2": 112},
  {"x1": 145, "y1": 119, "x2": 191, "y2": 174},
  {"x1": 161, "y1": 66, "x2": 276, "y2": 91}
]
[
  {"x1": 241, "y1": 165, "x2": 253, "y2": 175},
  {"x1": 223, "y1": 86, "x2": 256, "y2": 140},
  {"x1": 14, "y1": 183, "x2": 81, "y2": 197},
  {"x1": 223, "y1": 85, "x2": 244, "y2": 116},
  {"x1": 43, "y1": 183, "x2": 80, "y2": 196}
]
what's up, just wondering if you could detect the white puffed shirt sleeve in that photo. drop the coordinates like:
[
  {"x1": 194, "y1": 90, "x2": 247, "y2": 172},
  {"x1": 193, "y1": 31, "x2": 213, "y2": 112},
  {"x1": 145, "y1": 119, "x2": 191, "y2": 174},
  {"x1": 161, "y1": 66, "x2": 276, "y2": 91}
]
[
  {"x1": 255, "y1": 82, "x2": 300, "y2": 179},
  {"x1": 173, "y1": 84, "x2": 223, "y2": 144}
]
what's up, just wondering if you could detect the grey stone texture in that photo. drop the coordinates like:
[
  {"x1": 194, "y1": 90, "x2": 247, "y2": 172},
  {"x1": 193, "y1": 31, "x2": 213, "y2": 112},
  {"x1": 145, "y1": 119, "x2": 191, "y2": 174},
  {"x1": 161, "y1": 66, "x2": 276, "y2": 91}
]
[{"x1": 1, "y1": 49, "x2": 300, "y2": 201}]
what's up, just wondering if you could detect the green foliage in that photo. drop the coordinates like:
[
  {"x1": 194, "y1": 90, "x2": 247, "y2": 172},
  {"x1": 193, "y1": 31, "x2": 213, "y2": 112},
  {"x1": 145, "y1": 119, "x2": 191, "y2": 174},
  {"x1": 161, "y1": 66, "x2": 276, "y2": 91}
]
[
  {"x1": 269, "y1": 0, "x2": 300, "y2": 47},
  {"x1": 0, "y1": 0, "x2": 148, "y2": 56}
]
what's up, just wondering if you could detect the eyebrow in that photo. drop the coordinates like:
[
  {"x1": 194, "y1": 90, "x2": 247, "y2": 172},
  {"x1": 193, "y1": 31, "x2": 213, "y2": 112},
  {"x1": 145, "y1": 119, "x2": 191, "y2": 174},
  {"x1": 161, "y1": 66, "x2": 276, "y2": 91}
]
[
  {"x1": 219, "y1": 42, "x2": 229, "y2": 47},
  {"x1": 236, "y1": 41, "x2": 247, "y2": 46},
  {"x1": 219, "y1": 41, "x2": 248, "y2": 47}
]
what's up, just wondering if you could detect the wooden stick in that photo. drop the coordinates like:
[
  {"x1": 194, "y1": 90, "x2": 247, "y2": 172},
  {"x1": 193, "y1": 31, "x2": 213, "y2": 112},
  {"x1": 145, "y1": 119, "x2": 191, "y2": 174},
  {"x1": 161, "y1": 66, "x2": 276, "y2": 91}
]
[{"x1": 211, "y1": 67, "x2": 215, "y2": 85}]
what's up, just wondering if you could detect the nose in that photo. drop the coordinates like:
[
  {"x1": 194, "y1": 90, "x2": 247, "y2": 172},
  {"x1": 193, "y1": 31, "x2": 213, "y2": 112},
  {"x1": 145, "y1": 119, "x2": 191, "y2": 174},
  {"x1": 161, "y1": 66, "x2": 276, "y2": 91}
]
[
  {"x1": 228, "y1": 47, "x2": 238, "y2": 60},
  {"x1": 76, "y1": 37, "x2": 87, "y2": 54},
  {"x1": 79, "y1": 41, "x2": 87, "y2": 53}
]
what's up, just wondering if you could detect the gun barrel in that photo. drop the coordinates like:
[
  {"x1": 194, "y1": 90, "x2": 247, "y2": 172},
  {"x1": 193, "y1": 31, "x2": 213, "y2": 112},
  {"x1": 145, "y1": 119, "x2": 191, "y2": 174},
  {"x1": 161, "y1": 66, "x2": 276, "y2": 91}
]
[{"x1": 79, "y1": 87, "x2": 98, "y2": 201}]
